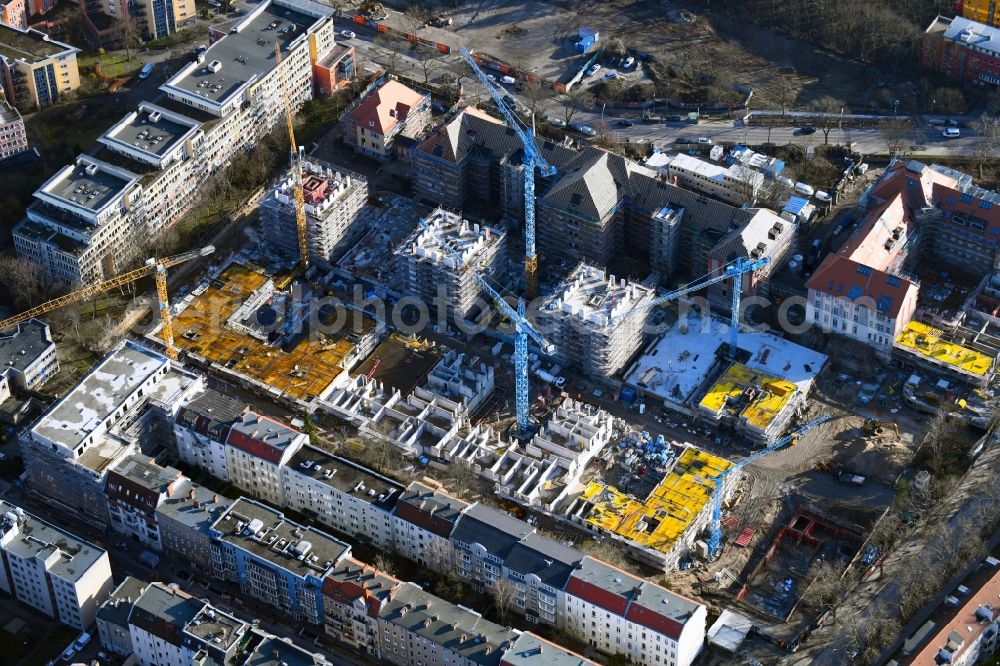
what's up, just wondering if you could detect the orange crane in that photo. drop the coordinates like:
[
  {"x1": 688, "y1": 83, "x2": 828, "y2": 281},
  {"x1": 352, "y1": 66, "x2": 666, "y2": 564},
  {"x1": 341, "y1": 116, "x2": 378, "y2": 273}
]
[
  {"x1": 274, "y1": 42, "x2": 309, "y2": 270},
  {"x1": 0, "y1": 246, "x2": 214, "y2": 359}
]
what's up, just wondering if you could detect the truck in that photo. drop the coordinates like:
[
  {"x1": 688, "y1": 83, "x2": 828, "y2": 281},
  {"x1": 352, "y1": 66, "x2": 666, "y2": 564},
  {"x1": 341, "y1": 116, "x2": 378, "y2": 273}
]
[
  {"x1": 535, "y1": 369, "x2": 567, "y2": 389},
  {"x1": 835, "y1": 471, "x2": 866, "y2": 486},
  {"x1": 139, "y1": 550, "x2": 160, "y2": 568}
]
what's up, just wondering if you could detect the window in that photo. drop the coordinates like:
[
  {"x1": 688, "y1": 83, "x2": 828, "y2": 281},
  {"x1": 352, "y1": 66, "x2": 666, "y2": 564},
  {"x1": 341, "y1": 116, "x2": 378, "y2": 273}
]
[{"x1": 961, "y1": 193, "x2": 974, "y2": 204}]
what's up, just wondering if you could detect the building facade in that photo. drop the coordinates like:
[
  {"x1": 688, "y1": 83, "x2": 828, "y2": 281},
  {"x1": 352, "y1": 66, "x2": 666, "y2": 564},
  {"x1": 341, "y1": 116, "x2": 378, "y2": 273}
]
[
  {"x1": 225, "y1": 411, "x2": 308, "y2": 506},
  {"x1": 0, "y1": 501, "x2": 114, "y2": 629},
  {"x1": 0, "y1": 99, "x2": 27, "y2": 159},
  {"x1": 0, "y1": 318, "x2": 58, "y2": 390},
  {"x1": 923, "y1": 15, "x2": 1000, "y2": 87},
  {"x1": 0, "y1": 24, "x2": 78, "y2": 110},
  {"x1": 104, "y1": 453, "x2": 186, "y2": 551},
  {"x1": 155, "y1": 482, "x2": 231, "y2": 574},
  {"x1": 343, "y1": 79, "x2": 431, "y2": 161},
  {"x1": 391, "y1": 481, "x2": 468, "y2": 571}
]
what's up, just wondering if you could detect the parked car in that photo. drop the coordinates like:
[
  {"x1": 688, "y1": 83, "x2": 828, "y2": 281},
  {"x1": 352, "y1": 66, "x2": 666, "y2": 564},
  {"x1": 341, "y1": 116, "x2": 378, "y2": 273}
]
[
  {"x1": 138, "y1": 62, "x2": 154, "y2": 80},
  {"x1": 571, "y1": 122, "x2": 596, "y2": 136},
  {"x1": 665, "y1": 114, "x2": 682, "y2": 122},
  {"x1": 501, "y1": 75, "x2": 516, "y2": 84},
  {"x1": 339, "y1": 29, "x2": 355, "y2": 39},
  {"x1": 697, "y1": 136, "x2": 713, "y2": 144},
  {"x1": 623, "y1": 56, "x2": 635, "y2": 69},
  {"x1": 943, "y1": 127, "x2": 960, "y2": 138},
  {"x1": 794, "y1": 181, "x2": 815, "y2": 197},
  {"x1": 545, "y1": 115, "x2": 566, "y2": 127},
  {"x1": 602, "y1": 69, "x2": 618, "y2": 80},
  {"x1": 798, "y1": 125, "x2": 816, "y2": 135},
  {"x1": 586, "y1": 63, "x2": 601, "y2": 77},
  {"x1": 61, "y1": 647, "x2": 76, "y2": 662},
  {"x1": 73, "y1": 632, "x2": 91, "y2": 651},
  {"x1": 618, "y1": 119, "x2": 633, "y2": 127}
]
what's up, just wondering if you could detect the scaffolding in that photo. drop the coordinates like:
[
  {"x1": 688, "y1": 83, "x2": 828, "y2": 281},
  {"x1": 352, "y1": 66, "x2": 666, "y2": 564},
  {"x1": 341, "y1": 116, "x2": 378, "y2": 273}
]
[
  {"x1": 895, "y1": 320, "x2": 994, "y2": 378},
  {"x1": 698, "y1": 363, "x2": 796, "y2": 431}
]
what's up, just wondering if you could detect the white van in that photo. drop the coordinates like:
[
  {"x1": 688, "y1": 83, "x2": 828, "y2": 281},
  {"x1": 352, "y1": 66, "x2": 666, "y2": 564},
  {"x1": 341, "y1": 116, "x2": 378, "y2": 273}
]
[
  {"x1": 138, "y1": 62, "x2": 154, "y2": 79},
  {"x1": 500, "y1": 75, "x2": 516, "y2": 84},
  {"x1": 943, "y1": 127, "x2": 960, "y2": 138},
  {"x1": 794, "y1": 182, "x2": 815, "y2": 197},
  {"x1": 815, "y1": 190, "x2": 832, "y2": 202}
]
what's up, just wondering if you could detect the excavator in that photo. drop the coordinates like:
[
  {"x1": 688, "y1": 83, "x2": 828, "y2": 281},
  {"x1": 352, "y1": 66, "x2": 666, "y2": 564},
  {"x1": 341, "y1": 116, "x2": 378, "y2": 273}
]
[{"x1": 862, "y1": 418, "x2": 899, "y2": 438}]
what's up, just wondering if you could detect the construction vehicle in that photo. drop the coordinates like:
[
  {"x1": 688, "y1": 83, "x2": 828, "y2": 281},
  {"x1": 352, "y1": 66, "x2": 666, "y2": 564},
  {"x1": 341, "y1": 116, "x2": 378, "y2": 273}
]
[
  {"x1": 419, "y1": 219, "x2": 553, "y2": 437},
  {"x1": 0, "y1": 246, "x2": 214, "y2": 359},
  {"x1": 608, "y1": 256, "x2": 769, "y2": 361},
  {"x1": 274, "y1": 42, "x2": 309, "y2": 271},
  {"x1": 460, "y1": 46, "x2": 556, "y2": 299},
  {"x1": 862, "y1": 418, "x2": 899, "y2": 438},
  {"x1": 359, "y1": 1, "x2": 387, "y2": 20},
  {"x1": 698, "y1": 414, "x2": 832, "y2": 560}
]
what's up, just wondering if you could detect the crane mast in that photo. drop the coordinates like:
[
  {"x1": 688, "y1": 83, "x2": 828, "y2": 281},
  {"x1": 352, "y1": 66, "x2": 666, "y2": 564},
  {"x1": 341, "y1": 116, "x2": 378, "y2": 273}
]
[{"x1": 275, "y1": 42, "x2": 309, "y2": 270}]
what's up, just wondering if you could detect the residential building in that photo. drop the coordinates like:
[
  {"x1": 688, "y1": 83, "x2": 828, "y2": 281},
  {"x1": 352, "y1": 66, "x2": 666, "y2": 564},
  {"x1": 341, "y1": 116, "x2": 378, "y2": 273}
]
[
  {"x1": 244, "y1": 633, "x2": 333, "y2": 666},
  {"x1": 923, "y1": 15, "x2": 1000, "y2": 87},
  {"x1": 96, "y1": 576, "x2": 147, "y2": 656},
  {"x1": 321, "y1": 556, "x2": 399, "y2": 657},
  {"x1": 393, "y1": 207, "x2": 507, "y2": 322},
  {"x1": 391, "y1": 481, "x2": 468, "y2": 571},
  {"x1": 156, "y1": 481, "x2": 232, "y2": 574},
  {"x1": 140, "y1": 0, "x2": 195, "y2": 40},
  {"x1": 0, "y1": 501, "x2": 114, "y2": 629},
  {"x1": 377, "y1": 581, "x2": 518, "y2": 666},
  {"x1": 16, "y1": 0, "x2": 336, "y2": 285},
  {"x1": 501, "y1": 535, "x2": 580, "y2": 626},
  {"x1": 174, "y1": 387, "x2": 246, "y2": 481},
  {"x1": 21, "y1": 341, "x2": 202, "y2": 527},
  {"x1": 81, "y1": 0, "x2": 194, "y2": 41},
  {"x1": 562, "y1": 557, "x2": 707, "y2": 666},
  {"x1": 653, "y1": 152, "x2": 766, "y2": 206},
  {"x1": 538, "y1": 263, "x2": 655, "y2": 378},
  {"x1": 282, "y1": 444, "x2": 403, "y2": 551},
  {"x1": 0, "y1": 98, "x2": 27, "y2": 160},
  {"x1": 501, "y1": 633, "x2": 597, "y2": 666},
  {"x1": 0, "y1": 24, "x2": 78, "y2": 110},
  {"x1": 958, "y1": 0, "x2": 1000, "y2": 26},
  {"x1": 0, "y1": 0, "x2": 27, "y2": 30},
  {"x1": 225, "y1": 411, "x2": 308, "y2": 506},
  {"x1": 343, "y1": 79, "x2": 431, "y2": 161},
  {"x1": 209, "y1": 498, "x2": 351, "y2": 624},
  {"x1": 260, "y1": 158, "x2": 369, "y2": 265},
  {"x1": 0, "y1": 318, "x2": 58, "y2": 390},
  {"x1": 424, "y1": 349, "x2": 495, "y2": 414},
  {"x1": 450, "y1": 503, "x2": 535, "y2": 591},
  {"x1": 104, "y1": 453, "x2": 186, "y2": 551},
  {"x1": 12, "y1": 154, "x2": 147, "y2": 284},
  {"x1": 313, "y1": 43, "x2": 355, "y2": 96}
]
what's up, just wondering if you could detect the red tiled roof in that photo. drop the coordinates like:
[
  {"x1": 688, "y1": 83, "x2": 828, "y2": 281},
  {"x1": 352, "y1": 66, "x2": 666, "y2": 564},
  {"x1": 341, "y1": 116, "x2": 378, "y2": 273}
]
[
  {"x1": 806, "y1": 254, "x2": 917, "y2": 319},
  {"x1": 625, "y1": 603, "x2": 683, "y2": 641},
  {"x1": 350, "y1": 79, "x2": 426, "y2": 135},
  {"x1": 564, "y1": 576, "x2": 628, "y2": 615},
  {"x1": 225, "y1": 427, "x2": 285, "y2": 465}
]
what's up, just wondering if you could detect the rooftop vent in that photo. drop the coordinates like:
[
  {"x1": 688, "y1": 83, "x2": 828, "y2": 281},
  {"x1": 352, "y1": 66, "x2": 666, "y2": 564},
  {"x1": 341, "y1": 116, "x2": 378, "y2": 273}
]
[{"x1": 207, "y1": 60, "x2": 222, "y2": 74}]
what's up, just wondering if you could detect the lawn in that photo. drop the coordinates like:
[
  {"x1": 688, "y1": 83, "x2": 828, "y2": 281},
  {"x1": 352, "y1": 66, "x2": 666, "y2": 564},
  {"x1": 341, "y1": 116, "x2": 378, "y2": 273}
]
[{"x1": 77, "y1": 52, "x2": 145, "y2": 80}]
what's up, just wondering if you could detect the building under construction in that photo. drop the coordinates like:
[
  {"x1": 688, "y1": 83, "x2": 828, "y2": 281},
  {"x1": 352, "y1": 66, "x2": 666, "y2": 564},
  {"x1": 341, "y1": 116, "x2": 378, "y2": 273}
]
[
  {"x1": 260, "y1": 158, "x2": 368, "y2": 266},
  {"x1": 538, "y1": 263, "x2": 655, "y2": 378},
  {"x1": 393, "y1": 207, "x2": 507, "y2": 322}
]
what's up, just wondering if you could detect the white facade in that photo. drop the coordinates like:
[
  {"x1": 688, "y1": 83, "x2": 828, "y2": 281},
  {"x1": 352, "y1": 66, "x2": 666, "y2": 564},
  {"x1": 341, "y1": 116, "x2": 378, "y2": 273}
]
[
  {"x1": 174, "y1": 422, "x2": 229, "y2": 480},
  {"x1": 657, "y1": 152, "x2": 765, "y2": 206}
]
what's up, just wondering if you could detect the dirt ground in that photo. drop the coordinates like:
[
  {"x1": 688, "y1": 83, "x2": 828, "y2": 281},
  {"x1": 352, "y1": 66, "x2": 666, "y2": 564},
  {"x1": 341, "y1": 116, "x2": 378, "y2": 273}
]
[{"x1": 430, "y1": 0, "x2": 883, "y2": 109}]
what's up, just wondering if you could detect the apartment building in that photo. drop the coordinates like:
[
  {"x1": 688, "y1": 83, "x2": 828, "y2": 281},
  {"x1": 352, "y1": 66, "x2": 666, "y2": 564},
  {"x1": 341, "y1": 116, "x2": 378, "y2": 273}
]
[
  {"x1": 174, "y1": 387, "x2": 246, "y2": 481},
  {"x1": 155, "y1": 481, "x2": 232, "y2": 573},
  {"x1": 562, "y1": 557, "x2": 706, "y2": 666},
  {"x1": 282, "y1": 444, "x2": 402, "y2": 551},
  {"x1": 209, "y1": 498, "x2": 351, "y2": 624},
  {"x1": 391, "y1": 481, "x2": 469, "y2": 571},
  {"x1": 924, "y1": 15, "x2": 1000, "y2": 86},
  {"x1": 13, "y1": 155, "x2": 146, "y2": 284},
  {"x1": 0, "y1": 99, "x2": 27, "y2": 160},
  {"x1": 321, "y1": 556, "x2": 399, "y2": 657},
  {"x1": 501, "y1": 633, "x2": 597, "y2": 666},
  {"x1": 313, "y1": 43, "x2": 355, "y2": 96},
  {"x1": 502, "y1": 535, "x2": 580, "y2": 626},
  {"x1": 0, "y1": 318, "x2": 58, "y2": 390},
  {"x1": 0, "y1": 0, "x2": 26, "y2": 29},
  {"x1": 0, "y1": 24, "x2": 78, "y2": 109},
  {"x1": 104, "y1": 453, "x2": 186, "y2": 551},
  {"x1": 0, "y1": 501, "x2": 114, "y2": 629},
  {"x1": 654, "y1": 152, "x2": 766, "y2": 207},
  {"x1": 260, "y1": 158, "x2": 369, "y2": 265},
  {"x1": 96, "y1": 576, "x2": 147, "y2": 656},
  {"x1": 958, "y1": 0, "x2": 1000, "y2": 25},
  {"x1": 226, "y1": 411, "x2": 308, "y2": 506},
  {"x1": 89, "y1": 0, "x2": 195, "y2": 41},
  {"x1": 344, "y1": 79, "x2": 431, "y2": 161},
  {"x1": 451, "y1": 503, "x2": 535, "y2": 591},
  {"x1": 22, "y1": 341, "x2": 203, "y2": 528},
  {"x1": 394, "y1": 207, "x2": 507, "y2": 322},
  {"x1": 15, "y1": 0, "x2": 336, "y2": 285},
  {"x1": 538, "y1": 263, "x2": 655, "y2": 378}
]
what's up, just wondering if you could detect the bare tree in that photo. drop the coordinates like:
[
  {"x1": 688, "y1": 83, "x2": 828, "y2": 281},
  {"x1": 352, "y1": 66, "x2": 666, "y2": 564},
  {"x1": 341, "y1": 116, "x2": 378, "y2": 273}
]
[
  {"x1": 866, "y1": 511, "x2": 906, "y2": 577},
  {"x1": 117, "y1": 12, "x2": 143, "y2": 61},
  {"x1": 0, "y1": 255, "x2": 52, "y2": 311},
  {"x1": 372, "y1": 32, "x2": 406, "y2": 76},
  {"x1": 519, "y1": 81, "x2": 548, "y2": 120},
  {"x1": 801, "y1": 561, "x2": 850, "y2": 620},
  {"x1": 489, "y1": 577, "x2": 519, "y2": 624},
  {"x1": 879, "y1": 120, "x2": 908, "y2": 157},
  {"x1": 416, "y1": 45, "x2": 444, "y2": 85},
  {"x1": 373, "y1": 553, "x2": 397, "y2": 577},
  {"x1": 968, "y1": 113, "x2": 1000, "y2": 180},
  {"x1": 812, "y1": 96, "x2": 841, "y2": 145},
  {"x1": 560, "y1": 88, "x2": 594, "y2": 129}
]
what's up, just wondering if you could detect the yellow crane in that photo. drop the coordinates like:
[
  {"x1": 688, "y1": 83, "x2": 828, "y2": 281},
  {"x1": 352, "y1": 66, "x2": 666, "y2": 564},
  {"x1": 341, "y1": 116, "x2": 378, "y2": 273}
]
[
  {"x1": 0, "y1": 246, "x2": 214, "y2": 359},
  {"x1": 274, "y1": 42, "x2": 309, "y2": 270}
]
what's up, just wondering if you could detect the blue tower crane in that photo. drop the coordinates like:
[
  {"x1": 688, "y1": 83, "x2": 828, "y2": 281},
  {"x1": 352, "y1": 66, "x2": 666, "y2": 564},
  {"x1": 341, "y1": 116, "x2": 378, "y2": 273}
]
[
  {"x1": 703, "y1": 414, "x2": 832, "y2": 559},
  {"x1": 418, "y1": 219, "x2": 552, "y2": 437},
  {"x1": 460, "y1": 47, "x2": 556, "y2": 298}
]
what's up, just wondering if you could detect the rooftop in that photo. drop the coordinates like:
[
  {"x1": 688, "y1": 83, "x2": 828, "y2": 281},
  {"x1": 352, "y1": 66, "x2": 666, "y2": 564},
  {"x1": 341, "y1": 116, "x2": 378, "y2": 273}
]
[
  {"x1": 397, "y1": 207, "x2": 505, "y2": 272},
  {"x1": 806, "y1": 254, "x2": 918, "y2": 319},
  {"x1": 0, "y1": 23, "x2": 76, "y2": 63},
  {"x1": 322, "y1": 556, "x2": 399, "y2": 616},
  {"x1": 212, "y1": 498, "x2": 350, "y2": 578},
  {"x1": 395, "y1": 481, "x2": 469, "y2": 538},
  {"x1": 451, "y1": 504, "x2": 534, "y2": 558},
  {"x1": 243, "y1": 634, "x2": 328, "y2": 666},
  {"x1": 665, "y1": 151, "x2": 764, "y2": 188},
  {"x1": 353, "y1": 335, "x2": 441, "y2": 397},
  {"x1": 96, "y1": 576, "x2": 148, "y2": 629},
  {"x1": 503, "y1": 534, "x2": 581, "y2": 589},
  {"x1": 895, "y1": 320, "x2": 995, "y2": 378},
  {"x1": 183, "y1": 603, "x2": 249, "y2": 654},
  {"x1": 263, "y1": 158, "x2": 366, "y2": 220},
  {"x1": 0, "y1": 501, "x2": 107, "y2": 583},
  {"x1": 100, "y1": 103, "x2": 201, "y2": 162},
  {"x1": 37, "y1": 156, "x2": 139, "y2": 214},
  {"x1": 31, "y1": 341, "x2": 168, "y2": 452},
  {"x1": 542, "y1": 263, "x2": 655, "y2": 328},
  {"x1": 227, "y1": 411, "x2": 304, "y2": 464},
  {"x1": 698, "y1": 363, "x2": 796, "y2": 429},
  {"x1": 0, "y1": 100, "x2": 22, "y2": 125},
  {"x1": 109, "y1": 453, "x2": 182, "y2": 494},
  {"x1": 129, "y1": 582, "x2": 204, "y2": 645},
  {"x1": 350, "y1": 79, "x2": 428, "y2": 135},
  {"x1": 500, "y1": 632, "x2": 596, "y2": 666},
  {"x1": 938, "y1": 14, "x2": 1000, "y2": 57},
  {"x1": 0, "y1": 319, "x2": 52, "y2": 374},
  {"x1": 162, "y1": 0, "x2": 321, "y2": 108},
  {"x1": 156, "y1": 482, "x2": 231, "y2": 534},
  {"x1": 176, "y1": 388, "x2": 247, "y2": 440},
  {"x1": 289, "y1": 444, "x2": 404, "y2": 511}
]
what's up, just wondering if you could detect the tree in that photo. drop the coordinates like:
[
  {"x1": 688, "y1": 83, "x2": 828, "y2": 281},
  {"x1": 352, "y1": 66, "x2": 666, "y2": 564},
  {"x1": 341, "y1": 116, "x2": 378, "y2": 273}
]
[
  {"x1": 489, "y1": 577, "x2": 518, "y2": 625},
  {"x1": 968, "y1": 113, "x2": 1000, "y2": 180},
  {"x1": 519, "y1": 80, "x2": 548, "y2": 119},
  {"x1": 812, "y1": 96, "x2": 841, "y2": 146},
  {"x1": 372, "y1": 32, "x2": 406, "y2": 76},
  {"x1": 879, "y1": 120, "x2": 908, "y2": 157},
  {"x1": 0, "y1": 255, "x2": 52, "y2": 311},
  {"x1": 117, "y1": 12, "x2": 143, "y2": 62},
  {"x1": 866, "y1": 511, "x2": 906, "y2": 577},
  {"x1": 373, "y1": 553, "x2": 397, "y2": 578},
  {"x1": 560, "y1": 88, "x2": 594, "y2": 129},
  {"x1": 416, "y1": 44, "x2": 444, "y2": 85},
  {"x1": 801, "y1": 561, "x2": 851, "y2": 620}
]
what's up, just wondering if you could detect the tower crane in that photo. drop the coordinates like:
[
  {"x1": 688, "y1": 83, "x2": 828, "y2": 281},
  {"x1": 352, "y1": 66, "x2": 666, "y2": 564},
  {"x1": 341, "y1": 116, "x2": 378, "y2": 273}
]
[
  {"x1": 274, "y1": 42, "x2": 309, "y2": 271},
  {"x1": 0, "y1": 246, "x2": 215, "y2": 359},
  {"x1": 608, "y1": 256, "x2": 770, "y2": 360},
  {"x1": 701, "y1": 414, "x2": 832, "y2": 560},
  {"x1": 418, "y1": 219, "x2": 552, "y2": 437},
  {"x1": 460, "y1": 47, "x2": 556, "y2": 299}
]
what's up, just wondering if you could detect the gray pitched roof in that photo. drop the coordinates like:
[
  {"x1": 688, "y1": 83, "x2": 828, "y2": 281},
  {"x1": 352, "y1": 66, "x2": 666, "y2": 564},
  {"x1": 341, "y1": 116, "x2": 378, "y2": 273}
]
[
  {"x1": 450, "y1": 504, "x2": 534, "y2": 557},
  {"x1": 503, "y1": 534, "x2": 581, "y2": 589},
  {"x1": 542, "y1": 149, "x2": 656, "y2": 222},
  {"x1": 501, "y1": 632, "x2": 595, "y2": 666}
]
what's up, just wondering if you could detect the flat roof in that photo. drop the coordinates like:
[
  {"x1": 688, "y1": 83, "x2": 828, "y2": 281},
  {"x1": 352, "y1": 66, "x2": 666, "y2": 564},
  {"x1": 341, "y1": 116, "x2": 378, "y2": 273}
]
[
  {"x1": 212, "y1": 498, "x2": 350, "y2": 578},
  {"x1": 184, "y1": 604, "x2": 249, "y2": 652},
  {"x1": 0, "y1": 319, "x2": 51, "y2": 373},
  {"x1": 38, "y1": 157, "x2": 139, "y2": 213},
  {"x1": 895, "y1": 320, "x2": 994, "y2": 378},
  {"x1": 156, "y1": 482, "x2": 231, "y2": 534},
  {"x1": 625, "y1": 311, "x2": 827, "y2": 405},
  {"x1": 101, "y1": 103, "x2": 200, "y2": 160},
  {"x1": 353, "y1": 336, "x2": 441, "y2": 397},
  {"x1": 162, "y1": 1, "x2": 317, "y2": 107},
  {"x1": 0, "y1": 501, "x2": 106, "y2": 583},
  {"x1": 110, "y1": 453, "x2": 181, "y2": 492},
  {"x1": 97, "y1": 576, "x2": 147, "y2": 628},
  {"x1": 0, "y1": 24, "x2": 75, "y2": 63},
  {"x1": 543, "y1": 263, "x2": 654, "y2": 327},
  {"x1": 0, "y1": 100, "x2": 21, "y2": 125},
  {"x1": 31, "y1": 341, "x2": 168, "y2": 451},
  {"x1": 396, "y1": 207, "x2": 505, "y2": 270},
  {"x1": 289, "y1": 444, "x2": 404, "y2": 512},
  {"x1": 940, "y1": 15, "x2": 1000, "y2": 57}
]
